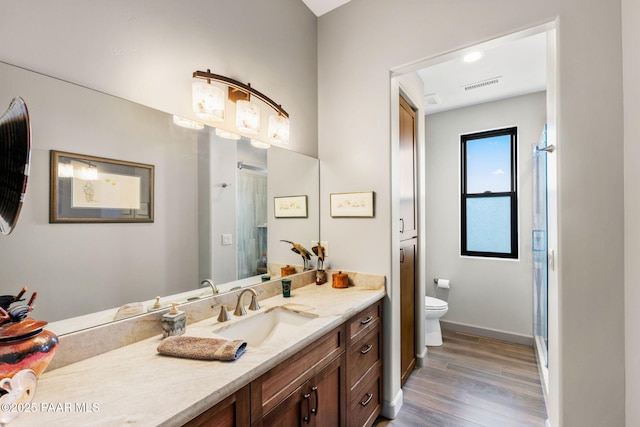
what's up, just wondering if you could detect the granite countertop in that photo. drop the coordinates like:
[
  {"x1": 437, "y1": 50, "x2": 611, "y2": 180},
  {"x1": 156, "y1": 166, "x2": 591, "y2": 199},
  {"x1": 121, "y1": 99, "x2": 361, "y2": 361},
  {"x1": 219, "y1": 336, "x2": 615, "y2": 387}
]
[{"x1": 11, "y1": 281, "x2": 385, "y2": 426}]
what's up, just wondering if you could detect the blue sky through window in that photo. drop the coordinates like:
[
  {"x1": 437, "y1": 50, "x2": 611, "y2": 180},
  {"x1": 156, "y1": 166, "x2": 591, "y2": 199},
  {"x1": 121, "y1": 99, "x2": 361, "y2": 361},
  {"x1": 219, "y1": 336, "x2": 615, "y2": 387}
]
[{"x1": 466, "y1": 135, "x2": 511, "y2": 193}]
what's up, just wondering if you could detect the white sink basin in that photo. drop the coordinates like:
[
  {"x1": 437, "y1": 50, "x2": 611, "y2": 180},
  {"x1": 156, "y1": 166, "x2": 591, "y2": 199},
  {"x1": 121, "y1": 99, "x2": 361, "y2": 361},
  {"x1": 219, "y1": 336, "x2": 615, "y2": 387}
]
[{"x1": 212, "y1": 308, "x2": 316, "y2": 347}]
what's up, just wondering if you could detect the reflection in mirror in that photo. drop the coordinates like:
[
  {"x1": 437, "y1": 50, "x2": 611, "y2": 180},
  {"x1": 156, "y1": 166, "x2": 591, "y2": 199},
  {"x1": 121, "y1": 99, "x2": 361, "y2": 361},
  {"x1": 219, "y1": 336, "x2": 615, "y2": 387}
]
[
  {"x1": 0, "y1": 97, "x2": 30, "y2": 235},
  {"x1": 0, "y1": 61, "x2": 319, "y2": 332}
]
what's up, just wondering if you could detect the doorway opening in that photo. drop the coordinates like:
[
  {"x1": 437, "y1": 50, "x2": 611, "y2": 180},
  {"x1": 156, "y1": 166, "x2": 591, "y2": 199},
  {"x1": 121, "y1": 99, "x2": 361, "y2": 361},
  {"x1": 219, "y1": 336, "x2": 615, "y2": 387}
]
[{"x1": 390, "y1": 23, "x2": 557, "y2": 419}]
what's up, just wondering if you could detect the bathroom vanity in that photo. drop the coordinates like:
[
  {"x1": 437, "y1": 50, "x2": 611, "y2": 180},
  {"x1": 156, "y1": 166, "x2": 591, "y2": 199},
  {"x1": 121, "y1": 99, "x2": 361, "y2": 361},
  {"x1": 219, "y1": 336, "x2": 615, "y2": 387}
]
[
  {"x1": 10, "y1": 274, "x2": 384, "y2": 426},
  {"x1": 190, "y1": 299, "x2": 382, "y2": 427}
]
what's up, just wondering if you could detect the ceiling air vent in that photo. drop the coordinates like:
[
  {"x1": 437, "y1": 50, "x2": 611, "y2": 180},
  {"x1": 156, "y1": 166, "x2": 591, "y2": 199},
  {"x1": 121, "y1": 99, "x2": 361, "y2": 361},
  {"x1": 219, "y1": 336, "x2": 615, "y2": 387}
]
[
  {"x1": 462, "y1": 76, "x2": 502, "y2": 91},
  {"x1": 424, "y1": 93, "x2": 441, "y2": 105}
]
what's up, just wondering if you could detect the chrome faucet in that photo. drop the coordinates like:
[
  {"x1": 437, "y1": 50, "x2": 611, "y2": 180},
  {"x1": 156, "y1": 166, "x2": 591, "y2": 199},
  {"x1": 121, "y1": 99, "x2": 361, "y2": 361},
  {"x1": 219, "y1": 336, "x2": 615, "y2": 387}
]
[
  {"x1": 233, "y1": 288, "x2": 260, "y2": 316},
  {"x1": 214, "y1": 303, "x2": 231, "y2": 322},
  {"x1": 201, "y1": 279, "x2": 218, "y2": 307},
  {"x1": 202, "y1": 279, "x2": 230, "y2": 322}
]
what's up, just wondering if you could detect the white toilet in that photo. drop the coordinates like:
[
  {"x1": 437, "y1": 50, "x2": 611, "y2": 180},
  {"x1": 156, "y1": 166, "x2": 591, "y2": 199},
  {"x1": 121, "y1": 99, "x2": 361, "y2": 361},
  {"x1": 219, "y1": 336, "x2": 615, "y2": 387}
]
[{"x1": 425, "y1": 296, "x2": 449, "y2": 346}]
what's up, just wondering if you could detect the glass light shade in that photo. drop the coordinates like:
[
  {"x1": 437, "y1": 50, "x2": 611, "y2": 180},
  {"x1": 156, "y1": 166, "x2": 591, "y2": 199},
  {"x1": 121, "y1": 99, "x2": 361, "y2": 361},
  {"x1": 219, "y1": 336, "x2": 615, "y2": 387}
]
[
  {"x1": 215, "y1": 128, "x2": 241, "y2": 140},
  {"x1": 192, "y1": 81, "x2": 225, "y2": 122},
  {"x1": 250, "y1": 139, "x2": 270, "y2": 149},
  {"x1": 81, "y1": 166, "x2": 98, "y2": 181},
  {"x1": 58, "y1": 163, "x2": 74, "y2": 178},
  {"x1": 235, "y1": 100, "x2": 260, "y2": 134},
  {"x1": 172, "y1": 115, "x2": 204, "y2": 130},
  {"x1": 268, "y1": 114, "x2": 290, "y2": 145}
]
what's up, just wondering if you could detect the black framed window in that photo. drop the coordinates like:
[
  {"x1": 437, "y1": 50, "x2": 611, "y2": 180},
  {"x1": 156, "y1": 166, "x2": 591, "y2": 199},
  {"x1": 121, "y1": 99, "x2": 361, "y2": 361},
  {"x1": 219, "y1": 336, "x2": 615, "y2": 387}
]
[{"x1": 461, "y1": 127, "x2": 518, "y2": 258}]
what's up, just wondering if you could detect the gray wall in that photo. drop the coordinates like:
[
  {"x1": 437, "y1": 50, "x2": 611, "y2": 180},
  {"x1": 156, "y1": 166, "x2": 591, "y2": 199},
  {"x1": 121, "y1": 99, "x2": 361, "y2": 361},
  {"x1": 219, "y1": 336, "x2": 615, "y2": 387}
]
[
  {"x1": 267, "y1": 148, "x2": 320, "y2": 268},
  {"x1": 425, "y1": 92, "x2": 546, "y2": 337},
  {"x1": 0, "y1": 62, "x2": 199, "y2": 321},
  {"x1": 623, "y1": 0, "x2": 640, "y2": 424},
  {"x1": 0, "y1": 0, "x2": 318, "y2": 319},
  {"x1": 0, "y1": 0, "x2": 318, "y2": 158},
  {"x1": 318, "y1": 0, "x2": 624, "y2": 425},
  {"x1": 0, "y1": 0, "x2": 633, "y2": 425}
]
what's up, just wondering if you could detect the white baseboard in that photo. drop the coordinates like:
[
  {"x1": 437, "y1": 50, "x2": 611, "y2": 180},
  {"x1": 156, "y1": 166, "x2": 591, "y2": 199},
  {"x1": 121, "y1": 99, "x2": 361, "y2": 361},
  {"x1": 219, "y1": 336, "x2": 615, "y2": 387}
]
[
  {"x1": 416, "y1": 345, "x2": 427, "y2": 368},
  {"x1": 381, "y1": 388, "x2": 403, "y2": 419},
  {"x1": 440, "y1": 319, "x2": 534, "y2": 346}
]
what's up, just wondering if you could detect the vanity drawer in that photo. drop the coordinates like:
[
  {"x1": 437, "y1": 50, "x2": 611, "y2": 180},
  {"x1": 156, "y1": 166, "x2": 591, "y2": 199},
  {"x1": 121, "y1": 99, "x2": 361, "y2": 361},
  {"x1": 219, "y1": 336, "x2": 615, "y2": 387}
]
[
  {"x1": 348, "y1": 361, "x2": 382, "y2": 427},
  {"x1": 347, "y1": 299, "x2": 382, "y2": 344},
  {"x1": 250, "y1": 324, "x2": 345, "y2": 420},
  {"x1": 347, "y1": 323, "x2": 381, "y2": 387}
]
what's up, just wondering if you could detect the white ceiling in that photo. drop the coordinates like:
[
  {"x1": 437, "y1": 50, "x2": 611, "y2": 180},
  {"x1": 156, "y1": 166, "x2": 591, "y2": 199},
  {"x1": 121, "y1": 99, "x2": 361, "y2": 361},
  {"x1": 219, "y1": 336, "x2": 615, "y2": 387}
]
[
  {"x1": 417, "y1": 32, "x2": 547, "y2": 115},
  {"x1": 301, "y1": 1, "x2": 547, "y2": 115},
  {"x1": 301, "y1": 0, "x2": 352, "y2": 16}
]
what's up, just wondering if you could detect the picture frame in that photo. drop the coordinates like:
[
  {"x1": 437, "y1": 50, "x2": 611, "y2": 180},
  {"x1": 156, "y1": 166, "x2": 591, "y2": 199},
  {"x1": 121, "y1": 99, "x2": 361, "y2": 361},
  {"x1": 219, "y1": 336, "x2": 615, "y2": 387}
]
[
  {"x1": 330, "y1": 191, "x2": 375, "y2": 218},
  {"x1": 50, "y1": 150, "x2": 154, "y2": 223},
  {"x1": 274, "y1": 195, "x2": 308, "y2": 218}
]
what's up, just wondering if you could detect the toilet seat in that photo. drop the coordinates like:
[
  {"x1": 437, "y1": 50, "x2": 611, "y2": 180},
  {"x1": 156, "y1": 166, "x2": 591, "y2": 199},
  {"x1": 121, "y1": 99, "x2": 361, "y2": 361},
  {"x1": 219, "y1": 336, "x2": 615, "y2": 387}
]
[{"x1": 425, "y1": 296, "x2": 448, "y2": 310}]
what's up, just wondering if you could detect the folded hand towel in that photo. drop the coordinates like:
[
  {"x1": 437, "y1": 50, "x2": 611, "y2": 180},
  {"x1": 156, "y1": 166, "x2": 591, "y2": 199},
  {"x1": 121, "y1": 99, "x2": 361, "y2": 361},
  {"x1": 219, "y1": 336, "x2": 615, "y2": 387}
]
[{"x1": 157, "y1": 336, "x2": 247, "y2": 361}]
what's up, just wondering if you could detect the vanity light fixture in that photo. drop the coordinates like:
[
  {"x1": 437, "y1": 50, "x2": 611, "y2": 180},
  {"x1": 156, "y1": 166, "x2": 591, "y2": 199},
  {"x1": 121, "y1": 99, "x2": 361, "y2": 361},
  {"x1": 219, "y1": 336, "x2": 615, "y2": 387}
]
[
  {"x1": 172, "y1": 115, "x2": 204, "y2": 130},
  {"x1": 250, "y1": 139, "x2": 270, "y2": 149},
  {"x1": 192, "y1": 80, "x2": 225, "y2": 122},
  {"x1": 215, "y1": 128, "x2": 241, "y2": 140},
  {"x1": 236, "y1": 99, "x2": 260, "y2": 134},
  {"x1": 192, "y1": 69, "x2": 289, "y2": 144},
  {"x1": 80, "y1": 164, "x2": 98, "y2": 181},
  {"x1": 268, "y1": 114, "x2": 289, "y2": 145},
  {"x1": 57, "y1": 162, "x2": 74, "y2": 178}
]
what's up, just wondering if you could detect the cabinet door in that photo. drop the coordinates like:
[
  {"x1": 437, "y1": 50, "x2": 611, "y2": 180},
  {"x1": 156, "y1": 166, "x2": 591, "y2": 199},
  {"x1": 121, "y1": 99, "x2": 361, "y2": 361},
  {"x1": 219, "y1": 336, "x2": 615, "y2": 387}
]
[
  {"x1": 183, "y1": 385, "x2": 250, "y2": 427},
  {"x1": 260, "y1": 356, "x2": 344, "y2": 427},
  {"x1": 251, "y1": 326, "x2": 345, "y2": 420},
  {"x1": 399, "y1": 95, "x2": 417, "y2": 240},
  {"x1": 400, "y1": 238, "x2": 417, "y2": 386},
  {"x1": 311, "y1": 355, "x2": 344, "y2": 427}
]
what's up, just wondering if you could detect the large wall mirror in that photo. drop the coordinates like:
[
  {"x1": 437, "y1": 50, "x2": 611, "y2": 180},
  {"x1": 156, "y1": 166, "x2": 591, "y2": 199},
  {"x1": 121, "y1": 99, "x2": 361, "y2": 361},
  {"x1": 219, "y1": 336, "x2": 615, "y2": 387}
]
[{"x1": 0, "y1": 61, "x2": 319, "y2": 330}]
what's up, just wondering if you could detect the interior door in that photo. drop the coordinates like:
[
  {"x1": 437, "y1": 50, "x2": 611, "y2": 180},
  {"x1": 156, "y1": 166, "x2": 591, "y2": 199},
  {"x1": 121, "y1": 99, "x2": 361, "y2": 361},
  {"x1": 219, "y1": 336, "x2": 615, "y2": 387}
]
[
  {"x1": 400, "y1": 238, "x2": 417, "y2": 386},
  {"x1": 399, "y1": 94, "x2": 418, "y2": 386},
  {"x1": 399, "y1": 95, "x2": 418, "y2": 239}
]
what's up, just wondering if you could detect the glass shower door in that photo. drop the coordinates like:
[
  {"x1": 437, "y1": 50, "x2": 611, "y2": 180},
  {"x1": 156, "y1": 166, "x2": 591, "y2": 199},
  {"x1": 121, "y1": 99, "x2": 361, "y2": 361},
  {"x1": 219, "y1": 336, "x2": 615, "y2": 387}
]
[{"x1": 533, "y1": 124, "x2": 550, "y2": 368}]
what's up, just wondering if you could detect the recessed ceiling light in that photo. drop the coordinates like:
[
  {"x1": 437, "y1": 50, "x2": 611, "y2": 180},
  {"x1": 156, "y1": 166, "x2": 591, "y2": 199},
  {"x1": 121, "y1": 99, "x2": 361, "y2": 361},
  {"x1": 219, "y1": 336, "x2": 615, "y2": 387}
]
[{"x1": 462, "y1": 51, "x2": 484, "y2": 63}]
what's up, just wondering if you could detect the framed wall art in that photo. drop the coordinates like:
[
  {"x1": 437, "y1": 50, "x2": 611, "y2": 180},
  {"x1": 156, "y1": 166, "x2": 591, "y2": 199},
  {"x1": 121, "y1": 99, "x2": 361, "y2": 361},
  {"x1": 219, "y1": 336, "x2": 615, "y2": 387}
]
[
  {"x1": 330, "y1": 191, "x2": 375, "y2": 218},
  {"x1": 50, "y1": 150, "x2": 154, "y2": 223},
  {"x1": 274, "y1": 195, "x2": 308, "y2": 218}
]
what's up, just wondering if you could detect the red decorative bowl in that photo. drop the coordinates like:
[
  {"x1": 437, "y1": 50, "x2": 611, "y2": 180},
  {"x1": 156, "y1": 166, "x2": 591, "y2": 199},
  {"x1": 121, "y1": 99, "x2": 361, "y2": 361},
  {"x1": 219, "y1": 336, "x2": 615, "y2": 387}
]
[{"x1": 0, "y1": 318, "x2": 58, "y2": 379}]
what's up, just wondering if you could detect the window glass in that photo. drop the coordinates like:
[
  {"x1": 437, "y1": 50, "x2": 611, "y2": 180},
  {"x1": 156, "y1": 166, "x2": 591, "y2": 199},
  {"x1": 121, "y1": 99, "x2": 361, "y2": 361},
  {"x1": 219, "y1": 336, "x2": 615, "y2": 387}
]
[
  {"x1": 465, "y1": 196, "x2": 511, "y2": 253},
  {"x1": 461, "y1": 127, "x2": 517, "y2": 258},
  {"x1": 466, "y1": 135, "x2": 511, "y2": 193}
]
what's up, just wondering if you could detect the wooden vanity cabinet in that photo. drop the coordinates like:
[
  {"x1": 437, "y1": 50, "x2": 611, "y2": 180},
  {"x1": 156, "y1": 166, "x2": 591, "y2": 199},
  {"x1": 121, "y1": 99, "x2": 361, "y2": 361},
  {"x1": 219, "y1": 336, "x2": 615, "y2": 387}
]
[
  {"x1": 257, "y1": 355, "x2": 345, "y2": 426},
  {"x1": 182, "y1": 385, "x2": 250, "y2": 427},
  {"x1": 183, "y1": 298, "x2": 383, "y2": 427},
  {"x1": 346, "y1": 300, "x2": 383, "y2": 427},
  {"x1": 250, "y1": 324, "x2": 346, "y2": 426}
]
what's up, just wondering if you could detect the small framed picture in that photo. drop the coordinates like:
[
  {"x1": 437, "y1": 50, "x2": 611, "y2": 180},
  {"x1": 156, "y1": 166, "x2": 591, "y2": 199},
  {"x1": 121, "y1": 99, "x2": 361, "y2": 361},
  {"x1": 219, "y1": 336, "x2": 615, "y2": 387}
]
[
  {"x1": 330, "y1": 191, "x2": 375, "y2": 218},
  {"x1": 274, "y1": 195, "x2": 308, "y2": 218},
  {"x1": 50, "y1": 150, "x2": 154, "y2": 223}
]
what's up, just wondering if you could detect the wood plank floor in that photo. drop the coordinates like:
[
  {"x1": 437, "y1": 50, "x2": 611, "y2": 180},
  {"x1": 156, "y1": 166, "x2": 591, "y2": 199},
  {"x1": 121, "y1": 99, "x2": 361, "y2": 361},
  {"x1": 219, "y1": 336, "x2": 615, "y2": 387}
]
[{"x1": 375, "y1": 329, "x2": 548, "y2": 426}]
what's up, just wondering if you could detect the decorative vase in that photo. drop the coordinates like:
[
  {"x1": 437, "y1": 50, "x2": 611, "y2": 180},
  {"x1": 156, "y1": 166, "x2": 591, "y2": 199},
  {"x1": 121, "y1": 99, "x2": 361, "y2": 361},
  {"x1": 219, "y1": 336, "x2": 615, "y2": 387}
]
[
  {"x1": 0, "y1": 288, "x2": 58, "y2": 380},
  {"x1": 0, "y1": 317, "x2": 58, "y2": 379},
  {"x1": 332, "y1": 271, "x2": 349, "y2": 289}
]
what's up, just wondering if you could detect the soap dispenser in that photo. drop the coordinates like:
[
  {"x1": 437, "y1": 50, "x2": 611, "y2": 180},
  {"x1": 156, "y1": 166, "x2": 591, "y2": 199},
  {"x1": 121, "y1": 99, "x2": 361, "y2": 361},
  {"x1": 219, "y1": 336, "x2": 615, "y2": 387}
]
[{"x1": 162, "y1": 302, "x2": 186, "y2": 338}]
